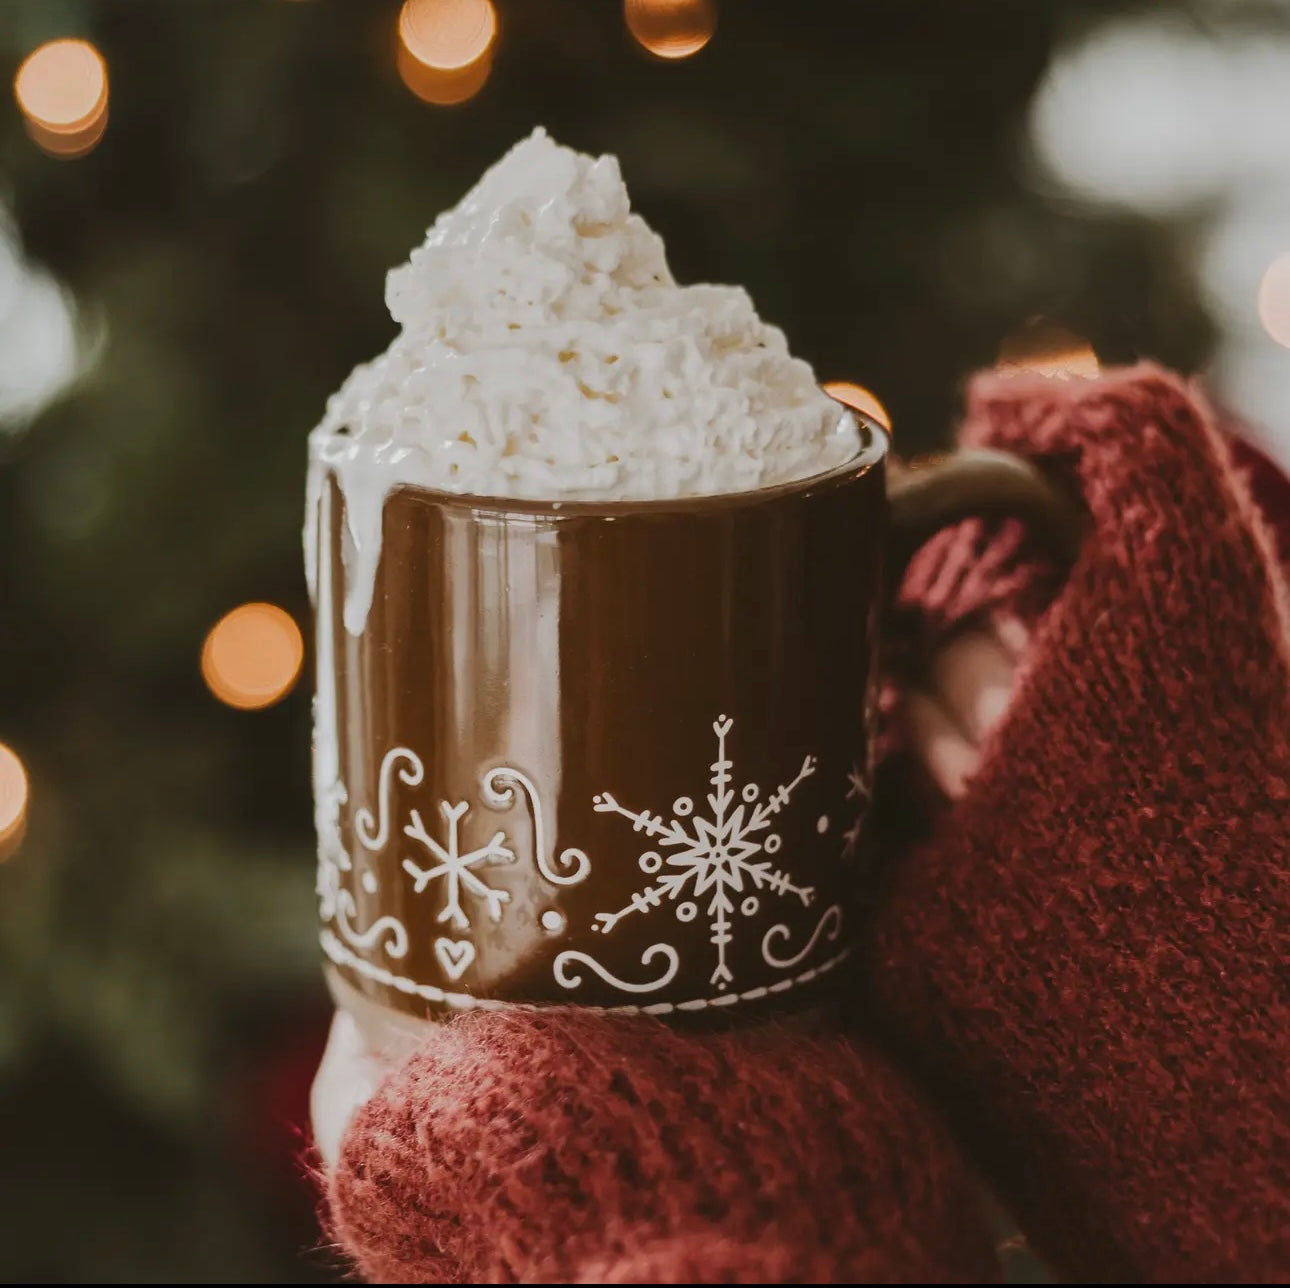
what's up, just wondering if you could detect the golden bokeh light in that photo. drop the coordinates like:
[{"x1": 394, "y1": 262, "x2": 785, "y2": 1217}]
[
  {"x1": 400, "y1": 0, "x2": 496, "y2": 69},
  {"x1": 398, "y1": 40, "x2": 493, "y2": 106},
  {"x1": 1257, "y1": 252, "x2": 1290, "y2": 351},
  {"x1": 14, "y1": 38, "x2": 109, "y2": 159},
  {"x1": 0, "y1": 743, "x2": 29, "y2": 863},
  {"x1": 996, "y1": 320, "x2": 1100, "y2": 379},
  {"x1": 398, "y1": 0, "x2": 497, "y2": 105},
  {"x1": 823, "y1": 381, "x2": 893, "y2": 432},
  {"x1": 625, "y1": 0, "x2": 717, "y2": 61},
  {"x1": 202, "y1": 603, "x2": 305, "y2": 711},
  {"x1": 24, "y1": 108, "x2": 109, "y2": 159}
]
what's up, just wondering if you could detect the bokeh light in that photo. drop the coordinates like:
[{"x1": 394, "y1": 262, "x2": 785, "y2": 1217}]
[
  {"x1": 400, "y1": 0, "x2": 496, "y2": 68},
  {"x1": 625, "y1": 0, "x2": 716, "y2": 61},
  {"x1": 996, "y1": 320, "x2": 1100, "y2": 379},
  {"x1": 14, "y1": 38, "x2": 108, "y2": 159},
  {"x1": 398, "y1": 43, "x2": 493, "y2": 105},
  {"x1": 1257, "y1": 252, "x2": 1290, "y2": 350},
  {"x1": 1029, "y1": 18, "x2": 1229, "y2": 217},
  {"x1": 823, "y1": 381, "x2": 893, "y2": 432},
  {"x1": 0, "y1": 743, "x2": 29, "y2": 862},
  {"x1": 398, "y1": 0, "x2": 497, "y2": 105},
  {"x1": 0, "y1": 211, "x2": 83, "y2": 431},
  {"x1": 202, "y1": 603, "x2": 304, "y2": 711}
]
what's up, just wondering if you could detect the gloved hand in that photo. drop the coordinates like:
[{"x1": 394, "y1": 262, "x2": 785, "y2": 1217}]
[
  {"x1": 868, "y1": 364, "x2": 1290, "y2": 1283},
  {"x1": 322, "y1": 1009, "x2": 1001, "y2": 1284}
]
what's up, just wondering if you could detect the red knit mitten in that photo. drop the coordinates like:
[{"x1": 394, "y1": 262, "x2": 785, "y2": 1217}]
[
  {"x1": 327, "y1": 1010, "x2": 1001, "y2": 1284},
  {"x1": 868, "y1": 364, "x2": 1290, "y2": 1282}
]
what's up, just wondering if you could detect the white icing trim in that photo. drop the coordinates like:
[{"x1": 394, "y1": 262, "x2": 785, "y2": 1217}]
[
  {"x1": 482, "y1": 765, "x2": 591, "y2": 886},
  {"x1": 320, "y1": 927, "x2": 853, "y2": 1015},
  {"x1": 433, "y1": 936, "x2": 476, "y2": 980},
  {"x1": 355, "y1": 747, "x2": 425, "y2": 851},
  {"x1": 553, "y1": 943, "x2": 680, "y2": 994},
  {"x1": 334, "y1": 893, "x2": 409, "y2": 959},
  {"x1": 762, "y1": 904, "x2": 843, "y2": 971}
]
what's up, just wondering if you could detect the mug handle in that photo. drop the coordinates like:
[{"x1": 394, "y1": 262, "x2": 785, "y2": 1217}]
[{"x1": 885, "y1": 448, "x2": 1087, "y2": 586}]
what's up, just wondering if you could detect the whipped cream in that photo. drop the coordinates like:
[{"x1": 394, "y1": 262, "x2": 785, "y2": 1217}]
[{"x1": 306, "y1": 127, "x2": 860, "y2": 635}]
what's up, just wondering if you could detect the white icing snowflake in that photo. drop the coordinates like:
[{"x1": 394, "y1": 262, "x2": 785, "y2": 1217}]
[
  {"x1": 590, "y1": 715, "x2": 816, "y2": 989},
  {"x1": 842, "y1": 762, "x2": 869, "y2": 858},
  {"x1": 401, "y1": 800, "x2": 514, "y2": 931},
  {"x1": 315, "y1": 777, "x2": 349, "y2": 922}
]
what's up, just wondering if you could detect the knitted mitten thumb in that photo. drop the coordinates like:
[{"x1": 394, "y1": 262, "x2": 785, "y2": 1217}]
[
  {"x1": 327, "y1": 1009, "x2": 1001, "y2": 1284},
  {"x1": 868, "y1": 364, "x2": 1290, "y2": 1283}
]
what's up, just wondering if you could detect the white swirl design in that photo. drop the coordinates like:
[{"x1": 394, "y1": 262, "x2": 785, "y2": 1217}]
[
  {"x1": 355, "y1": 747, "x2": 424, "y2": 851},
  {"x1": 324, "y1": 928, "x2": 853, "y2": 1016},
  {"x1": 761, "y1": 904, "x2": 844, "y2": 971},
  {"x1": 482, "y1": 765, "x2": 591, "y2": 886},
  {"x1": 553, "y1": 944, "x2": 680, "y2": 994},
  {"x1": 334, "y1": 890, "x2": 410, "y2": 959}
]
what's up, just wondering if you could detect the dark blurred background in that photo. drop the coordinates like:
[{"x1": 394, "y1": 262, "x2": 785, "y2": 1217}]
[{"x1": 0, "y1": 0, "x2": 1287, "y2": 1281}]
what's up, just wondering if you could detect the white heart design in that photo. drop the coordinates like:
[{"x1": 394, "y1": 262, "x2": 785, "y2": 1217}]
[{"x1": 433, "y1": 937, "x2": 475, "y2": 981}]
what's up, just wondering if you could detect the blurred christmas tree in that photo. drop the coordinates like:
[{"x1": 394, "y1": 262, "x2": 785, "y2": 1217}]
[{"x1": 0, "y1": 0, "x2": 1267, "y2": 1281}]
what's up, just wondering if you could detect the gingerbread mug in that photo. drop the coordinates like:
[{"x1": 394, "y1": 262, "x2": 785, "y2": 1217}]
[{"x1": 310, "y1": 415, "x2": 1079, "y2": 1045}]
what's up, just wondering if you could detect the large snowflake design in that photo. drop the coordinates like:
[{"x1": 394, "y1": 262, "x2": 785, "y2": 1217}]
[
  {"x1": 401, "y1": 800, "x2": 514, "y2": 932},
  {"x1": 590, "y1": 715, "x2": 817, "y2": 989}
]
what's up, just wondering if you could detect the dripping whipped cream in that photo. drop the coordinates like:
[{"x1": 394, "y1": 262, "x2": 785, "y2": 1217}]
[{"x1": 304, "y1": 127, "x2": 860, "y2": 635}]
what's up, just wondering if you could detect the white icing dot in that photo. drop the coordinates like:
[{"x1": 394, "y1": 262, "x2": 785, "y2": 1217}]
[
  {"x1": 361, "y1": 871, "x2": 378, "y2": 894},
  {"x1": 816, "y1": 815, "x2": 829, "y2": 834},
  {"x1": 540, "y1": 909, "x2": 565, "y2": 934}
]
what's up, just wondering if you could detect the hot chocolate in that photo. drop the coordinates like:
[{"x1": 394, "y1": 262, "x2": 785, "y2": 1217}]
[{"x1": 305, "y1": 127, "x2": 859, "y2": 637}]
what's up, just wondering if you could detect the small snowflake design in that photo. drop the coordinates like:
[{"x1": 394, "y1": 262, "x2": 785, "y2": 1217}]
[
  {"x1": 842, "y1": 762, "x2": 870, "y2": 859},
  {"x1": 401, "y1": 801, "x2": 514, "y2": 932},
  {"x1": 590, "y1": 715, "x2": 817, "y2": 989}
]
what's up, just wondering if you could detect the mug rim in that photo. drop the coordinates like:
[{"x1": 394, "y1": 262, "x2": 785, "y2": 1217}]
[{"x1": 380, "y1": 413, "x2": 890, "y2": 519}]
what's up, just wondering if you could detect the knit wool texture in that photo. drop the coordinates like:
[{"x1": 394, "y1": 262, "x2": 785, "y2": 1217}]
[
  {"x1": 869, "y1": 364, "x2": 1290, "y2": 1282},
  {"x1": 327, "y1": 1010, "x2": 1001, "y2": 1284},
  {"x1": 326, "y1": 362, "x2": 1290, "y2": 1284}
]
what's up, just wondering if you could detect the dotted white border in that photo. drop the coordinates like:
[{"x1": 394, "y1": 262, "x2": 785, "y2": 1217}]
[{"x1": 320, "y1": 927, "x2": 853, "y2": 1016}]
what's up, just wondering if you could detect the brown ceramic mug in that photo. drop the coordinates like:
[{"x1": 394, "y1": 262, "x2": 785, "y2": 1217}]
[{"x1": 312, "y1": 416, "x2": 1080, "y2": 1037}]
